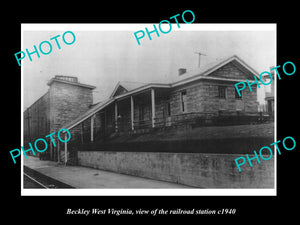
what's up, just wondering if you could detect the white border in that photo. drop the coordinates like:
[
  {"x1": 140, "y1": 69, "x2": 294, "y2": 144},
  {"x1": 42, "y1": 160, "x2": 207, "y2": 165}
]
[
  {"x1": 21, "y1": 23, "x2": 276, "y2": 31},
  {"x1": 21, "y1": 23, "x2": 277, "y2": 196},
  {"x1": 22, "y1": 188, "x2": 276, "y2": 196}
]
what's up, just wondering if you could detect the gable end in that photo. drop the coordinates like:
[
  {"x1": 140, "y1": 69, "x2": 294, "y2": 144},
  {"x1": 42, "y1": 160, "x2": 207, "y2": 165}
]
[
  {"x1": 113, "y1": 85, "x2": 128, "y2": 97},
  {"x1": 207, "y1": 60, "x2": 257, "y2": 80}
]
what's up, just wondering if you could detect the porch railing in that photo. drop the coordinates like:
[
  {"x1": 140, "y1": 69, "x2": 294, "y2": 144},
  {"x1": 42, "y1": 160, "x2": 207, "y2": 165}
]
[
  {"x1": 132, "y1": 112, "x2": 216, "y2": 130},
  {"x1": 132, "y1": 111, "x2": 265, "y2": 130},
  {"x1": 88, "y1": 111, "x2": 267, "y2": 138},
  {"x1": 133, "y1": 119, "x2": 152, "y2": 129}
]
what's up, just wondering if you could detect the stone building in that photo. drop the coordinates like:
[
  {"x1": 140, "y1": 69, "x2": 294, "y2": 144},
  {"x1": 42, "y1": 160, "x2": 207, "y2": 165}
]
[
  {"x1": 23, "y1": 75, "x2": 95, "y2": 160},
  {"x1": 24, "y1": 55, "x2": 260, "y2": 164},
  {"x1": 59, "y1": 55, "x2": 259, "y2": 164}
]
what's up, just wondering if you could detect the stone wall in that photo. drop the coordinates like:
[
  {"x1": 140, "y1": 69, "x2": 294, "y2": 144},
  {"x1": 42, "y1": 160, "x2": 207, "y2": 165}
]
[
  {"x1": 49, "y1": 81, "x2": 93, "y2": 133},
  {"x1": 209, "y1": 61, "x2": 252, "y2": 79},
  {"x1": 77, "y1": 151, "x2": 274, "y2": 188},
  {"x1": 166, "y1": 61, "x2": 258, "y2": 118},
  {"x1": 169, "y1": 79, "x2": 258, "y2": 117},
  {"x1": 23, "y1": 92, "x2": 50, "y2": 149},
  {"x1": 48, "y1": 80, "x2": 94, "y2": 160}
]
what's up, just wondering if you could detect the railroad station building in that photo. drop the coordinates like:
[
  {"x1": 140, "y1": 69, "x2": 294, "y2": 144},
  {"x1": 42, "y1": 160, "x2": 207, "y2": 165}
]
[
  {"x1": 23, "y1": 76, "x2": 96, "y2": 160},
  {"x1": 24, "y1": 55, "x2": 260, "y2": 164}
]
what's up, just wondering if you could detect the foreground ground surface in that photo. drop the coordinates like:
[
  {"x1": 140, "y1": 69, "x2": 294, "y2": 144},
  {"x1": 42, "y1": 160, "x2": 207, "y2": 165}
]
[{"x1": 23, "y1": 156, "x2": 190, "y2": 189}]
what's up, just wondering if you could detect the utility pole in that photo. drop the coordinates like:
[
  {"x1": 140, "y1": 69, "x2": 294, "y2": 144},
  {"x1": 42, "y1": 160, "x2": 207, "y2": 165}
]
[{"x1": 194, "y1": 52, "x2": 207, "y2": 68}]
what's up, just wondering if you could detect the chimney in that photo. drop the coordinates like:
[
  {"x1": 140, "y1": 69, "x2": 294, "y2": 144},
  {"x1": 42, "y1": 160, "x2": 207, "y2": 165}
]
[
  {"x1": 54, "y1": 75, "x2": 78, "y2": 83},
  {"x1": 178, "y1": 68, "x2": 187, "y2": 76}
]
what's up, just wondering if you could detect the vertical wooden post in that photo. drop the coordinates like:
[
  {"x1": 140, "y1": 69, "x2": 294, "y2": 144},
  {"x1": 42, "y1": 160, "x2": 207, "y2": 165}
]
[
  {"x1": 80, "y1": 123, "x2": 84, "y2": 144},
  {"x1": 151, "y1": 88, "x2": 155, "y2": 128},
  {"x1": 64, "y1": 134, "x2": 67, "y2": 166},
  {"x1": 114, "y1": 102, "x2": 118, "y2": 132},
  {"x1": 91, "y1": 114, "x2": 95, "y2": 142},
  {"x1": 131, "y1": 96, "x2": 134, "y2": 130},
  {"x1": 57, "y1": 138, "x2": 60, "y2": 162},
  {"x1": 49, "y1": 139, "x2": 53, "y2": 160}
]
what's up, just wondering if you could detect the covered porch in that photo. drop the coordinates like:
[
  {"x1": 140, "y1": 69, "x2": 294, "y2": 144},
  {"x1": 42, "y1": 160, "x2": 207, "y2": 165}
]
[
  {"x1": 114, "y1": 87, "x2": 171, "y2": 132},
  {"x1": 73, "y1": 86, "x2": 173, "y2": 148}
]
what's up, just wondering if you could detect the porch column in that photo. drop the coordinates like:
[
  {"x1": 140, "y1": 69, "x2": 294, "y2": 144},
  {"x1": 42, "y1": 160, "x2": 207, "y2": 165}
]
[
  {"x1": 114, "y1": 102, "x2": 118, "y2": 132},
  {"x1": 91, "y1": 114, "x2": 95, "y2": 142},
  {"x1": 64, "y1": 134, "x2": 68, "y2": 165},
  {"x1": 131, "y1": 96, "x2": 134, "y2": 130},
  {"x1": 49, "y1": 139, "x2": 53, "y2": 160},
  {"x1": 80, "y1": 123, "x2": 83, "y2": 144},
  {"x1": 151, "y1": 88, "x2": 155, "y2": 128},
  {"x1": 57, "y1": 138, "x2": 60, "y2": 162}
]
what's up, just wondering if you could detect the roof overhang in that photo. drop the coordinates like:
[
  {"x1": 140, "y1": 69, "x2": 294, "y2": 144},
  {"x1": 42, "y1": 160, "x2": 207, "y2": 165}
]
[
  {"x1": 114, "y1": 83, "x2": 171, "y2": 100},
  {"x1": 63, "y1": 83, "x2": 171, "y2": 130},
  {"x1": 61, "y1": 55, "x2": 262, "y2": 131},
  {"x1": 47, "y1": 78, "x2": 96, "y2": 89},
  {"x1": 171, "y1": 76, "x2": 253, "y2": 88},
  {"x1": 171, "y1": 55, "x2": 260, "y2": 87},
  {"x1": 63, "y1": 98, "x2": 114, "y2": 130}
]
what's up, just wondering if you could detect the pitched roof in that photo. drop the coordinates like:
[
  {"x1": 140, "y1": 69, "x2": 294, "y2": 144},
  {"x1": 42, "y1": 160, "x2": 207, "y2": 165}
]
[
  {"x1": 61, "y1": 98, "x2": 113, "y2": 130},
  {"x1": 120, "y1": 81, "x2": 147, "y2": 91},
  {"x1": 62, "y1": 55, "x2": 260, "y2": 130},
  {"x1": 170, "y1": 55, "x2": 259, "y2": 86},
  {"x1": 110, "y1": 81, "x2": 147, "y2": 98}
]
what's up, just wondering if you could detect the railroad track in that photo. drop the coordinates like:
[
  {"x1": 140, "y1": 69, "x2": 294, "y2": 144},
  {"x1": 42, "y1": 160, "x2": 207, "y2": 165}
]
[
  {"x1": 24, "y1": 173, "x2": 49, "y2": 188},
  {"x1": 23, "y1": 166, "x2": 74, "y2": 189}
]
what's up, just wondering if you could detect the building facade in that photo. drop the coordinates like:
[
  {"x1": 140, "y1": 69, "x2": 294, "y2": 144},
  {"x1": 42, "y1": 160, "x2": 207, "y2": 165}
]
[
  {"x1": 23, "y1": 75, "x2": 95, "y2": 160},
  {"x1": 59, "y1": 55, "x2": 260, "y2": 164},
  {"x1": 24, "y1": 55, "x2": 260, "y2": 164}
]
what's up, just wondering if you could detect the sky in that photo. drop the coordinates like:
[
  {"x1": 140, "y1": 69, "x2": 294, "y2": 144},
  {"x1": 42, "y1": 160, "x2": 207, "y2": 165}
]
[{"x1": 22, "y1": 24, "x2": 276, "y2": 109}]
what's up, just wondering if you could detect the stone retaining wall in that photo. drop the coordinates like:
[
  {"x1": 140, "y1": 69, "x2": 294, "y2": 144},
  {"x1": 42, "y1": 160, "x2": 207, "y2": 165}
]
[{"x1": 78, "y1": 151, "x2": 274, "y2": 188}]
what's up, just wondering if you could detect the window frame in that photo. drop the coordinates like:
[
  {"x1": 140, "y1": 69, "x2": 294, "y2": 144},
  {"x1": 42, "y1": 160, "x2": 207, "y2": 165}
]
[
  {"x1": 218, "y1": 86, "x2": 227, "y2": 99},
  {"x1": 180, "y1": 90, "x2": 187, "y2": 113}
]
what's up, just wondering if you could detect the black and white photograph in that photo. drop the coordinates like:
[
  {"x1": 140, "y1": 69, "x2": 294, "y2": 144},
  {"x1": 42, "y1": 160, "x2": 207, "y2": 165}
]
[
  {"x1": 21, "y1": 24, "x2": 276, "y2": 195},
  {"x1": 3, "y1": 3, "x2": 299, "y2": 222}
]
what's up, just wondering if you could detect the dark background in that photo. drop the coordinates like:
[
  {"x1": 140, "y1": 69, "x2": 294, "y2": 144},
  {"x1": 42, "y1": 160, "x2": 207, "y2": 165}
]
[{"x1": 3, "y1": 2, "x2": 298, "y2": 222}]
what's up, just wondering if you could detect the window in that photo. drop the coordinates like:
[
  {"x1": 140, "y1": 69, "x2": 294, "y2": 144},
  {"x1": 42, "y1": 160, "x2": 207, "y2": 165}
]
[
  {"x1": 235, "y1": 89, "x2": 242, "y2": 99},
  {"x1": 218, "y1": 86, "x2": 226, "y2": 99},
  {"x1": 167, "y1": 102, "x2": 171, "y2": 116},
  {"x1": 180, "y1": 90, "x2": 187, "y2": 112}
]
